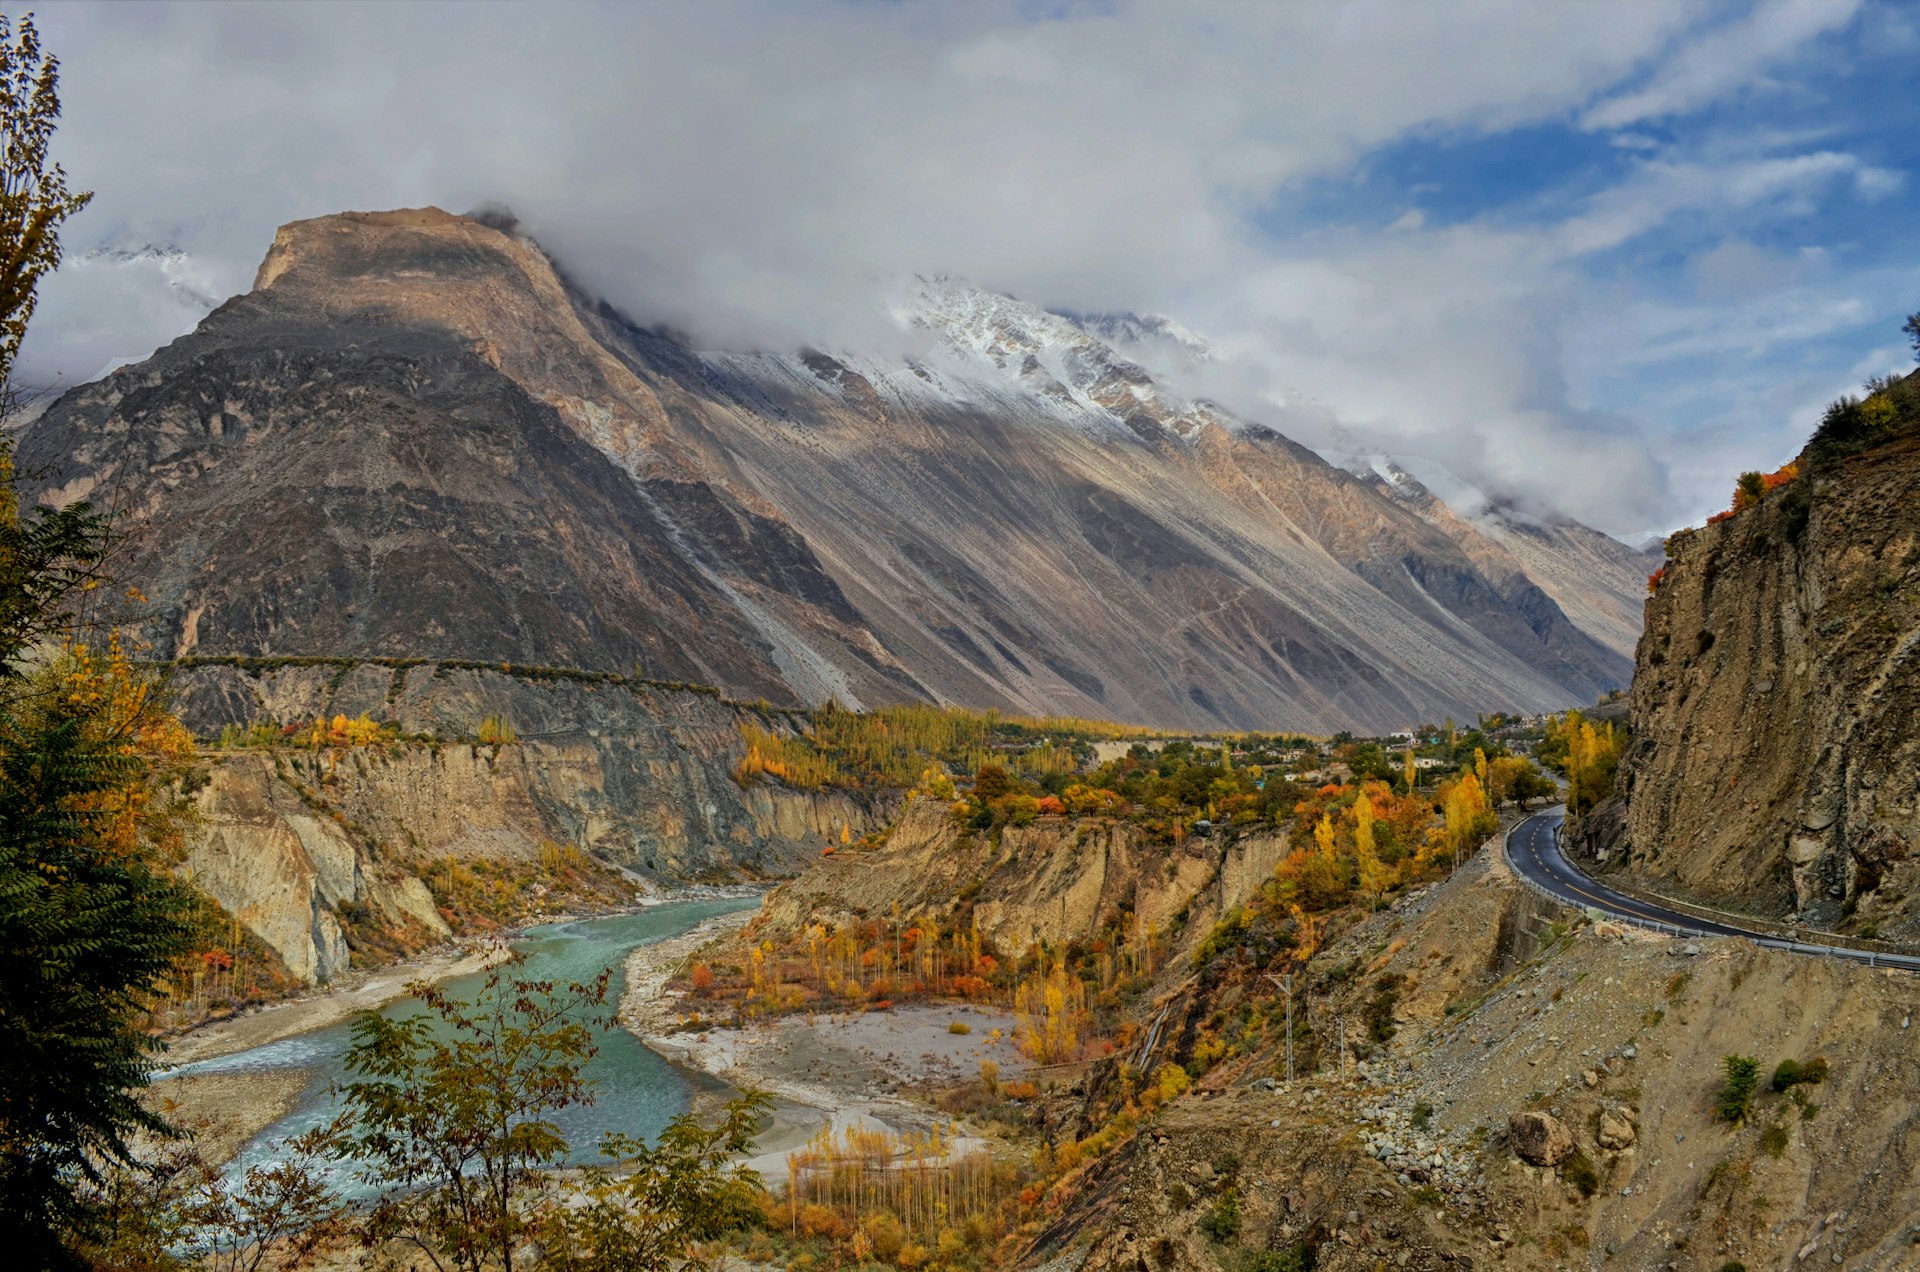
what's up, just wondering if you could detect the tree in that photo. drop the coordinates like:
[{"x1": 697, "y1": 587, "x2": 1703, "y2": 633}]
[
  {"x1": 173, "y1": 1124, "x2": 348, "y2": 1272},
  {"x1": 334, "y1": 967, "x2": 770, "y2": 1271},
  {"x1": 0, "y1": 21, "x2": 208, "y2": 1259},
  {"x1": 0, "y1": 12, "x2": 90, "y2": 411},
  {"x1": 1352, "y1": 792, "x2": 1388, "y2": 902},
  {"x1": 338, "y1": 967, "x2": 612, "y2": 1272},
  {"x1": 544, "y1": 1093, "x2": 769, "y2": 1272},
  {"x1": 1732, "y1": 470, "x2": 1766, "y2": 512},
  {"x1": 1401, "y1": 747, "x2": 1416, "y2": 794},
  {"x1": 1441, "y1": 771, "x2": 1494, "y2": 864},
  {"x1": 971, "y1": 762, "x2": 1011, "y2": 802},
  {"x1": 1312, "y1": 811, "x2": 1336, "y2": 862},
  {"x1": 1905, "y1": 311, "x2": 1919, "y2": 361},
  {"x1": 1716, "y1": 1054, "x2": 1760, "y2": 1124},
  {"x1": 1489, "y1": 754, "x2": 1555, "y2": 809},
  {"x1": 55, "y1": 1116, "x2": 337, "y2": 1270}
]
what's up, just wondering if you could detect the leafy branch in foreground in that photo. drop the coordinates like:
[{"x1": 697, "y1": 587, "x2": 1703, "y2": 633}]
[
  {"x1": 338, "y1": 966, "x2": 609, "y2": 1272},
  {"x1": 336, "y1": 964, "x2": 771, "y2": 1271},
  {"x1": 546, "y1": 1091, "x2": 770, "y2": 1272}
]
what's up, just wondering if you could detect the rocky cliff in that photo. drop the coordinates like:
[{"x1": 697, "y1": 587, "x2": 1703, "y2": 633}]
[
  {"x1": 172, "y1": 662, "x2": 887, "y2": 982},
  {"x1": 754, "y1": 797, "x2": 1288, "y2": 962},
  {"x1": 16, "y1": 207, "x2": 1646, "y2": 732},
  {"x1": 1586, "y1": 371, "x2": 1920, "y2": 937}
]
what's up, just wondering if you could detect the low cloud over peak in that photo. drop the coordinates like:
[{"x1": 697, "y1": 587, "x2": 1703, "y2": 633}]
[{"x1": 20, "y1": 0, "x2": 1920, "y2": 537}]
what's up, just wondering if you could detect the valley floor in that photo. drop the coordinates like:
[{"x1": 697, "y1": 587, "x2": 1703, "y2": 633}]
[
  {"x1": 622, "y1": 912, "x2": 1035, "y2": 1177},
  {"x1": 655, "y1": 830, "x2": 1920, "y2": 1271}
]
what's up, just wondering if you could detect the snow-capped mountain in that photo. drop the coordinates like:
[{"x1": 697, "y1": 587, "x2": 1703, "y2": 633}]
[
  {"x1": 16, "y1": 208, "x2": 1651, "y2": 730},
  {"x1": 72, "y1": 243, "x2": 225, "y2": 311}
]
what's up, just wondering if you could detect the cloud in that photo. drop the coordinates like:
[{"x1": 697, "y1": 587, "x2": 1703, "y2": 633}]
[
  {"x1": 12, "y1": 0, "x2": 1902, "y2": 538},
  {"x1": 1581, "y1": 0, "x2": 1864, "y2": 131}
]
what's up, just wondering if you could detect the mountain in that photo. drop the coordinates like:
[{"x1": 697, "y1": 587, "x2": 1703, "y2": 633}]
[
  {"x1": 16, "y1": 207, "x2": 1647, "y2": 731},
  {"x1": 1320, "y1": 451, "x2": 1659, "y2": 666},
  {"x1": 1579, "y1": 369, "x2": 1920, "y2": 937}
]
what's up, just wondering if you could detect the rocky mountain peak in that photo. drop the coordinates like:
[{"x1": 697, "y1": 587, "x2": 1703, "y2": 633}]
[{"x1": 15, "y1": 207, "x2": 1654, "y2": 729}]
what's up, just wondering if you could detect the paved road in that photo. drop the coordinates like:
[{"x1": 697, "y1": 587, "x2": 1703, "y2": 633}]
[{"x1": 1504, "y1": 806, "x2": 1920, "y2": 972}]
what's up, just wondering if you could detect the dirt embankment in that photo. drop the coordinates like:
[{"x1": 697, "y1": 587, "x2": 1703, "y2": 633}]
[{"x1": 1038, "y1": 844, "x2": 1920, "y2": 1272}]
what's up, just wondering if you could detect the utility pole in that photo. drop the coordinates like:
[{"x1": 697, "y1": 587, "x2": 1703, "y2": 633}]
[{"x1": 1265, "y1": 971, "x2": 1296, "y2": 1083}]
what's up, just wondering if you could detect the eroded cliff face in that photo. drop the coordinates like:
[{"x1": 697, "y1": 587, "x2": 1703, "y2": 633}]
[
  {"x1": 756, "y1": 798, "x2": 1288, "y2": 959},
  {"x1": 172, "y1": 663, "x2": 886, "y2": 981},
  {"x1": 1593, "y1": 421, "x2": 1920, "y2": 935}
]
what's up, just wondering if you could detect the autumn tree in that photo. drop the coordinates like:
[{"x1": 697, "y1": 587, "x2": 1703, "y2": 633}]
[
  {"x1": 1440, "y1": 771, "x2": 1494, "y2": 863},
  {"x1": 544, "y1": 1093, "x2": 768, "y2": 1272},
  {"x1": 0, "y1": 16, "x2": 208, "y2": 1261},
  {"x1": 0, "y1": 12, "x2": 89, "y2": 412},
  {"x1": 1487, "y1": 754, "x2": 1555, "y2": 809},
  {"x1": 338, "y1": 967, "x2": 769, "y2": 1271},
  {"x1": 1312, "y1": 811, "x2": 1336, "y2": 861},
  {"x1": 338, "y1": 968, "x2": 612, "y2": 1271},
  {"x1": 1352, "y1": 791, "x2": 1388, "y2": 902}
]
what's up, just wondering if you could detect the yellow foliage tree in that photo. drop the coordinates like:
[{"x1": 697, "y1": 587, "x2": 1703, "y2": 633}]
[
  {"x1": 1352, "y1": 791, "x2": 1388, "y2": 902},
  {"x1": 1443, "y1": 771, "x2": 1493, "y2": 862},
  {"x1": 1013, "y1": 961, "x2": 1088, "y2": 1063},
  {"x1": 1313, "y1": 811, "x2": 1336, "y2": 862}
]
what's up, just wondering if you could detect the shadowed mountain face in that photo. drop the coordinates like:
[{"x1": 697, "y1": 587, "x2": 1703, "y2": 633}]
[{"x1": 16, "y1": 208, "x2": 1645, "y2": 731}]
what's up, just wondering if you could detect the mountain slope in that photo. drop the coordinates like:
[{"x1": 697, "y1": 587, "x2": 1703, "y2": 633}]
[
  {"x1": 1324, "y1": 451, "x2": 1660, "y2": 666},
  {"x1": 18, "y1": 208, "x2": 1644, "y2": 730}
]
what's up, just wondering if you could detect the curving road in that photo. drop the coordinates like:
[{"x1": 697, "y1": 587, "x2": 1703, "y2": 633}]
[{"x1": 1505, "y1": 807, "x2": 1920, "y2": 972}]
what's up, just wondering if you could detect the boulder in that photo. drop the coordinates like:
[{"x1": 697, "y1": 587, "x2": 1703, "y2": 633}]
[
  {"x1": 1508, "y1": 1111, "x2": 1574, "y2": 1167},
  {"x1": 1596, "y1": 1108, "x2": 1637, "y2": 1151}
]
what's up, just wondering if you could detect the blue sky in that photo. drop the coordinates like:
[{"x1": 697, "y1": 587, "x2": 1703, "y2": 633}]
[{"x1": 19, "y1": 0, "x2": 1920, "y2": 537}]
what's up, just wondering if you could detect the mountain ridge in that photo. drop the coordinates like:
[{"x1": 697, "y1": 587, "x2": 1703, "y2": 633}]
[{"x1": 18, "y1": 207, "x2": 1648, "y2": 730}]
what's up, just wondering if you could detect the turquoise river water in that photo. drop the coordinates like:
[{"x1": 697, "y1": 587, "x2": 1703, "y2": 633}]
[{"x1": 168, "y1": 895, "x2": 760, "y2": 1194}]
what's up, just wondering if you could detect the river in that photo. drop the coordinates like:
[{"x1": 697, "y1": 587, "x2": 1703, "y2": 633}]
[{"x1": 168, "y1": 895, "x2": 760, "y2": 1194}]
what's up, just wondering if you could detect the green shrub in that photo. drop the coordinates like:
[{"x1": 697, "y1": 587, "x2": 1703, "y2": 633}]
[
  {"x1": 1561, "y1": 1148, "x2": 1599, "y2": 1197},
  {"x1": 1410, "y1": 1101, "x2": 1434, "y2": 1132},
  {"x1": 1771, "y1": 1056, "x2": 1828, "y2": 1091},
  {"x1": 1717, "y1": 1054, "x2": 1761, "y2": 1124},
  {"x1": 1238, "y1": 1245, "x2": 1314, "y2": 1272},
  {"x1": 1365, "y1": 974, "x2": 1404, "y2": 1043},
  {"x1": 1198, "y1": 1189, "x2": 1241, "y2": 1242},
  {"x1": 1720, "y1": 1262, "x2": 1749, "y2": 1272},
  {"x1": 1759, "y1": 1124, "x2": 1789, "y2": 1159}
]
